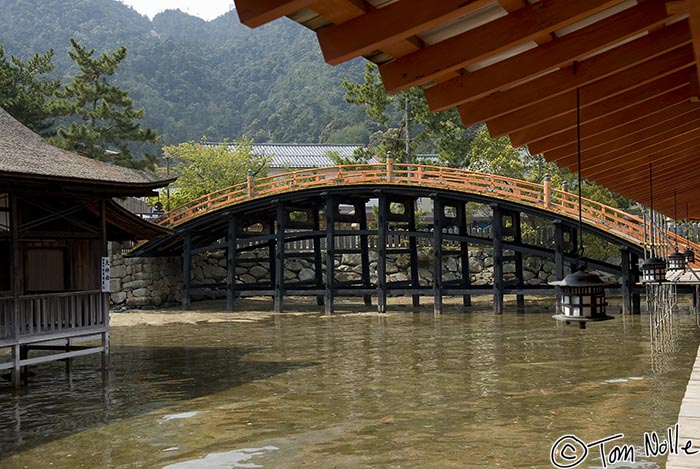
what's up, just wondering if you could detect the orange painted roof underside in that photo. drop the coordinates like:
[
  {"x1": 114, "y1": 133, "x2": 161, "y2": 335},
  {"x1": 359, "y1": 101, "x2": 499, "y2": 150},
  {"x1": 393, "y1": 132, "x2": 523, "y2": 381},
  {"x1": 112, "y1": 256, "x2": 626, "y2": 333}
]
[{"x1": 233, "y1": 0, "x2": 700, "y2": 219}]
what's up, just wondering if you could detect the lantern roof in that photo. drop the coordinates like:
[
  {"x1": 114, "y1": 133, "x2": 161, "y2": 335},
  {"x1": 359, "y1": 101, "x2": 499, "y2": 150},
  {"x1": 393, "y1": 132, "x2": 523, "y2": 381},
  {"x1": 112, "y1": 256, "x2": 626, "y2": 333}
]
[{"x1": 549, "y1": 266, "x2": 617, "y2": 288}]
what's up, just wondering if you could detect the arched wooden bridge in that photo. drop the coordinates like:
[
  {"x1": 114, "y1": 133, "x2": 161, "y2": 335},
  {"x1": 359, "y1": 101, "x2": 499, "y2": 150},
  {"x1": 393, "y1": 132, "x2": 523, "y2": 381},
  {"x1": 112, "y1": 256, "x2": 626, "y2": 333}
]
[{"x1": 133, "y1": 162, "x2": 700, "y2": 314}]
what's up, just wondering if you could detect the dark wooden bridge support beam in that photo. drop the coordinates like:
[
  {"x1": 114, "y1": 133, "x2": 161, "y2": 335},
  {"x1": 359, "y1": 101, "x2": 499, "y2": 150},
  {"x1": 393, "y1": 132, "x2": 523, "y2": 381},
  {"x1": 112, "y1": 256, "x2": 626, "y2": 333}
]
[
  {"x1": 274, "y1": 204, "x2": 285, "y2": 314},
  {"x1": 359, "y1": 201, "x2": 372, "y2": 306},
  {"x1": 409, "y1": 199, "x2": 421, "y2": 307},
  {"x1": 182, "y1": 231, "x2": 192, "y2": 311},
  {"x1": 325, "y1": 196, "x2": 335, "y2": 315},
  {"x1": 313, "y1": 207, "x2": 324, "y2": 306},
  {"x1": 434, "y1": 197, "x2": 444, "y2": 315},
  {"x1": 268, "y1": 215, "x2": 276, "y2": 300},
  {"x1": 377, "y1": 192, "x2": 388, "y2": 313},
  {"x1": 492, "y1": 204, "x2": 504, "y2": 314},
  {"x1": 512, "y1": 211, "x2": 525, "y2": 311},
  {"x1": 553, "y1": 220, "x2": 564, "y2": 309},
  {"x1": 631, "y1": 251, "x2": 641, "y2": 314},
  {"x1": 458, "y1": 203, "x2": 471, "y2": 307},
  {"x1": 226, "y1": 217, "x2": 237, "y2": 311}
]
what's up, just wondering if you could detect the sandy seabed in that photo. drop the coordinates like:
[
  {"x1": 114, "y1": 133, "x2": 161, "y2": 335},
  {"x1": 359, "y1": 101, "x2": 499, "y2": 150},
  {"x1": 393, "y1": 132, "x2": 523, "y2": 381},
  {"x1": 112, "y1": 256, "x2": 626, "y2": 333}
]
[{"x1": 109, "y1": 295, "x2": 558, "y2": 327}]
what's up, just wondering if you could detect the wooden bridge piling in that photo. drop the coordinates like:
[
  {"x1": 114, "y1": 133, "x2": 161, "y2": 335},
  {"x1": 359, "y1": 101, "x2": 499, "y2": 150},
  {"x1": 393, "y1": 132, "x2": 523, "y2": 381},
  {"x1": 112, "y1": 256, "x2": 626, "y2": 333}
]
[
  {"x1": 408, "y1": 198, "x2": 421, "y2": 307},
  {"x1": 312, "y1": 207, "x2": 324, "y2": 306},
  {"x1": 492, "y1": 204, "x2": 504, "y2": 314},
  {"x1": 274, "y1": 204, "x2": 285, "y2": 314},
  {"x1": 325, "y1": 195, "x2": 335, "y2": 315},
  {"x1": 226, "y1": 217, "x2": 237, "y2": 311},
  {"x1": 377, "y1": 192, "x2": 388, "y2": 314},
  {"x1": 433, "y1": 196, "x2": 444, "y2": 315},
  {"x1": 458, "y1": 203, "x2": 472, "y2": 307},
  {"x1": 182, "y1": 232, "x2": 192, "y2": 310},
  {"x1": 359, "y1": 200, "x2": 372, "y2": 306}
]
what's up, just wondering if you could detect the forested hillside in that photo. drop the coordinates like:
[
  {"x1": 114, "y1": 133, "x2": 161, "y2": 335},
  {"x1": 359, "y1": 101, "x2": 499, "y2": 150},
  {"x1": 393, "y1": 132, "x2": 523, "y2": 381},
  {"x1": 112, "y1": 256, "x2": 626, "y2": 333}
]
[{"x1": 0, "y1": 0, "x2": 366, "y2": 145}]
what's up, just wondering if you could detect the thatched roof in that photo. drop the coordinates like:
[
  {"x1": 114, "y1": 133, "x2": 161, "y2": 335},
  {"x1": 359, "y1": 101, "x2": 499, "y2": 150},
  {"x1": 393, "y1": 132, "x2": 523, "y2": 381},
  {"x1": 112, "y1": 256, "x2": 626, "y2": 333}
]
[{"x1": 0, "y1": 107, "x2": 172, "y2": 195}]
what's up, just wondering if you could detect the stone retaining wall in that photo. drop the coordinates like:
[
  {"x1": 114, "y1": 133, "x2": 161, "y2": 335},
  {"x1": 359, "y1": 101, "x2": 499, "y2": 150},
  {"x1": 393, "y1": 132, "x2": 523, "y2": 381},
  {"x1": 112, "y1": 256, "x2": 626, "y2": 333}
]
[{"x1": 109, "y1": 243, "x2": 622, "y2": 309}]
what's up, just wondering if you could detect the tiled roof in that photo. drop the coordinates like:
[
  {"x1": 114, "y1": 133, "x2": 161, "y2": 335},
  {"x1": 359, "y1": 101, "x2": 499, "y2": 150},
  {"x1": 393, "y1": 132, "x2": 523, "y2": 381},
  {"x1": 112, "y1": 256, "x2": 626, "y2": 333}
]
[{"x1": 0, "y1": 106, "x2": 170, "y2": 190}]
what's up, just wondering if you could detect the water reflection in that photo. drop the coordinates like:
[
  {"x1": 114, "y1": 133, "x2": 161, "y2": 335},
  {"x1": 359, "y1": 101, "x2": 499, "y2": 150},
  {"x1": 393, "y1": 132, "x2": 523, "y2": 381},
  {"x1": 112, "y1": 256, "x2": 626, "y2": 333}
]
[{"x1": 0, "y1": 310, "x2": 698, "y2": 468}]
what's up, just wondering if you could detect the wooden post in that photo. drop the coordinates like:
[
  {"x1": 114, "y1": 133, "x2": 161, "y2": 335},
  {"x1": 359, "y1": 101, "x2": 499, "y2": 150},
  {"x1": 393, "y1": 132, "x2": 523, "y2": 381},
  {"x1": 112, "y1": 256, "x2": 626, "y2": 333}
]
[
  {"x1": 100, "y1": 199, "x2": 110, "y2": 373},
  {"x1": 433, "y1": 197, "x2": 444, "y2": 315},
  {"x1": 246, "y1": 169, "x2": 254, "y2": 197},
  {"x1": 620, "y1": 246, "x2": 632, "y2": 315},
  {"x1": 386, "y1": 157, "x2": 394, "y2": 182},
  {"x1": 458, "y1": 203, "x2": 471, "y2": 307},
  {"x1": 274, "y1": 204, "x2": 285, "y2": 313},
  {"x1": 492, "y1": 204, "x2": 504, "y2": 314},
  {"x1": 553, "y1": 220, "x2": 564, "y2": 310},
  {"x1": 513, "y1": 211, "x2": 525, "y2": 311},
  {"x1": 313, "y1": 207, "x2": 324, "y2": 306},
  {"x1": 408, "y1": 199, "x2": 420, "y2": 307},
  {"x1": 325, "y1": 196, "x2": 335, "y2": 315},
  {"x1": 182, "y1": 232, "x2": 192, "y2": 310},
  {"x1": 226, "y1": 217, "x2": 237, "y2": 311},
  {"x1": 377, "y1": 193, "x2": 388, "y2": 313},
  {"x1": 631, "y1": 251, "x2": 641, "y2": 314},
  {"x1": 268, "y1": 216, "x2": 276, "y2": 296},
  {"x1": 543, "y1": 174, "x2": 551, "y2": 206},
  {"x1": 359, "y1": 201, "x2": 372, "y2": 306},
  {"x1": 10, "y1": 193, "x2": 20, "y2": 389}
]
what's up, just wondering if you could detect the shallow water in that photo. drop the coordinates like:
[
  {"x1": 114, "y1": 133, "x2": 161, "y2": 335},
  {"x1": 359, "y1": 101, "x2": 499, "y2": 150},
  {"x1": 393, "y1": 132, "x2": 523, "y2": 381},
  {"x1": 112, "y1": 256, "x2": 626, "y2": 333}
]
[{"x1": 0, "y1": 306, "x2": 699, "y2": 468}]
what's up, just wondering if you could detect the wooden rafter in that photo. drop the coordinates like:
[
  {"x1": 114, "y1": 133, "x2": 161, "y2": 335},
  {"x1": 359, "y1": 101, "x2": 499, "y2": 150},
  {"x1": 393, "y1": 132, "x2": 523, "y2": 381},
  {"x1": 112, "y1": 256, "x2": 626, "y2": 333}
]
[
  {"x1": 461, "y1": 20, "x2": 693, "y2": 130},
  {"x1": 379, "y1": 0, "x2": 625, "y2": 93},
  {"x1": 424, "y1": 0, "x2": 668, "y2": 111},
  {"x1": 515, "y1": 82, "x2": 692, "y2": 148},
  {"x1": 316, "y1": 0, "x2": 494, "y2": 66},
  {"x1": 236, "y1": 0, "x2": 314, "y2": 28},
  {"x1": 689, "y1": 0, "x2": 700, "y2": 99}
]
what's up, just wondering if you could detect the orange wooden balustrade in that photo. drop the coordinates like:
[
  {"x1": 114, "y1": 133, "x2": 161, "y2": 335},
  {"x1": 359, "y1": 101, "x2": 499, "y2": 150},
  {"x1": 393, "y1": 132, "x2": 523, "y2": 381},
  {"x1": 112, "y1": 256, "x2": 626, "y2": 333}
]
[{"x1": 153, "y1": 163, "x2": 700, "y2": 253}]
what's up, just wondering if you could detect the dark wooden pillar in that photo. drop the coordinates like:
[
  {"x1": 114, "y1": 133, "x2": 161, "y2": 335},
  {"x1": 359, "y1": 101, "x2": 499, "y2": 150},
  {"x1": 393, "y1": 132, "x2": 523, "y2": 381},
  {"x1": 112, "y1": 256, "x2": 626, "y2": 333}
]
[
  {"x1": 359, "y1": 201, "x2": 372, "y2": 306},
  {"x1": 377, "y1": 192, "x2": 388, "y2": 313},
  {"x1": 100, "y1": 199, "x2": 109, "y2": 373},
  {"x1": 274, "y1": 205, "x2": 285, "y2": 313},
  {"x1": 10, "y1": 193, "x2": 20, "y2": 389},
  {"x1": 492, "y1": 204, "x2": 504, "y2": 314},
  {"x1": 553, "y1": 220, "x2": 565, "y2": 306},
  {"x1": 458, "y1": 203, "x2": 471, "y2": 307},
  {"x1": 569, "y1": 228, "x2": 579, "y2": 272},
  {"x1": 620, "y1": 246, "x2": 632, "y2": 315},
  {"x1": 325, "y1": 196, "x2": 335, "y2": 315},
  {"x1": 513, "y1": 212, "x2": 525, "y2": 311},
  {"x1": 408, "y1": 199, "x2": 420, "y2": 307},
  {"x1": 631, "y1": 251, "x2": 641, "y2": 314},
  {"x1": 268, "y1": 216, "x2": 276, "y2": 295},
  {"x1": 433, "y1": 197, "x2": 443, "y2": 315},
  {"x1": 313, "y1": 207, "x2": 324, "y2": 306},
  {"x1": 182, "y1": 232, "x2": 192, "y2": 310},
  {"x1": 226, "y1": 217, "x2": 237, "y2": 311}
]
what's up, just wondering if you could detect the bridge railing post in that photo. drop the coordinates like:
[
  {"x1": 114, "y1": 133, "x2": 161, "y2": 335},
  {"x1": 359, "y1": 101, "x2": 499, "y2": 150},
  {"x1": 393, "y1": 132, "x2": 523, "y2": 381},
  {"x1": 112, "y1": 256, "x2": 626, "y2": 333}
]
[
  {"x1": 386, "y1": 156, "x2": 394, "y2": 182},
  {"x1": 247, "y1": 169, "x2": 254, "y2": 197},
  {"x1": 543, "y1": 174, "x2": 551, "y2": 207}
]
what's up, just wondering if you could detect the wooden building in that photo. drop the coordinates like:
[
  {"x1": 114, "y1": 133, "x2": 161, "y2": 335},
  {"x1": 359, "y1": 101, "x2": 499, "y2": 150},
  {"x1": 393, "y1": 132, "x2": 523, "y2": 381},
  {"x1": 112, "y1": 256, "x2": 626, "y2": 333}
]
[{"x1": 0, "y1": 107, "x2": 172, "y2": 388}]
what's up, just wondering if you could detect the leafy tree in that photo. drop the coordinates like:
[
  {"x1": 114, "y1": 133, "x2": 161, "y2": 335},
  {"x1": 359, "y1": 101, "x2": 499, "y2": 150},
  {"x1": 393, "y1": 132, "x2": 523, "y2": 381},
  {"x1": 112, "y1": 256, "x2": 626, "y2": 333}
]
[
  {"x1": 342, "y1": 63, "x2": 476, "y2": 166},
  {"x1": 0, "y1": 45, "x2": 60, "y2": 134},
  {"x1": 164, "y1": 137, "x2": 270, "y2": 207},
  {"x1": 52, "y1": 38, "x2": 158, "y2": 169},
  {"x1": 468, "y1": 125, "x2": 527, "y2": 177}
]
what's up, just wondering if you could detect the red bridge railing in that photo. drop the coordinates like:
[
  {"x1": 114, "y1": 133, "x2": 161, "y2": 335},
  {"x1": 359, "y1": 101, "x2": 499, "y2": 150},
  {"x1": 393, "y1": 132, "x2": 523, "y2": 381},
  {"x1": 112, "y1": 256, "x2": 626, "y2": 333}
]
[{"x1": 152, "y1": 162, "x2": 700, "y2": 252}]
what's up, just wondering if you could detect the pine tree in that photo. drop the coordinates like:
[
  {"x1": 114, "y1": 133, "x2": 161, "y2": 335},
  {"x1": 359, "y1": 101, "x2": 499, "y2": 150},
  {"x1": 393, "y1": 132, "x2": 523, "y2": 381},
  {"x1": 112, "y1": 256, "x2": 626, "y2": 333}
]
[
  {"x1": 53, "y1": 39, "x2": 158, "y2": 170},
  {"x1": 0, "y1": 45, "x2": 60, "y2": 134}
]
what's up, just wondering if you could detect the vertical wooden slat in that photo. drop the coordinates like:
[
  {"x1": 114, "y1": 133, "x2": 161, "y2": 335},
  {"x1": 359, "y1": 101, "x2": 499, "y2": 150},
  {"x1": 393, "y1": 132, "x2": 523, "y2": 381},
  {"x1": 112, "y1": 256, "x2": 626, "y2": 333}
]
[
  {"x1": 313, "y1": 207, "x2": 324, "y2": 306},
  {"x1": 408, "y1": 199, "x2": 421, "y2": 307},
  {"x1": 620, "y1": 245, "x2": 632, "y2": 315},
  {"x1": 377, "y1": 192, "x2": 388, "y2": 313},
  {"x1": 226, "y1": 217, "x2": 238, "y2": 311},
  {"x1": 513, "y1": 211, "x2": 525, "y2": 311},
  {"x1": 492, "y1": 203, "x2": 504, "y2": 314},
  {"x1": 182, "y1": 232, "x2": 193, "y2": 310},
  {"x1": 433, "y1": 197, "x2": 444, "y2": 315},
  {"x1": 325, "y1": 196, "x2": 336, "y2": 315},
  {"x1": 359, "y1": 201, "x2": 372, "y2": 306},
  {"x1": 274, "y1": 204, "x2": 285, "y2": 313},
  {"x1": 10, "y1": 193, "x2": 21, "y2": 388},
  {"x1": 458, "y1": 202, "x2": 471, "y2": 307},
  {"x1": 553, "y1": 220, "x2": 565, "y2": 312}
]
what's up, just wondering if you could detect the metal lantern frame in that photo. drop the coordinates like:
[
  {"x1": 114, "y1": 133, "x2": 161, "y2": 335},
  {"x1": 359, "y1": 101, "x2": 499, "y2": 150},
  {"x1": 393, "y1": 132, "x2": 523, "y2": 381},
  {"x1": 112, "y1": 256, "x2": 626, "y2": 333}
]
[
  {"x1": 684, "y1": 247, "x2": 695, "y2": 265},
  {"x1": 551, "y1": 268, "x2": 615, "y2": 329},
  {"x1": 667, "y1": 250, "x2": 685, "y2": 271},
  {"x1": 641, "y1": 257, "x2": 667, "y2": 283}
]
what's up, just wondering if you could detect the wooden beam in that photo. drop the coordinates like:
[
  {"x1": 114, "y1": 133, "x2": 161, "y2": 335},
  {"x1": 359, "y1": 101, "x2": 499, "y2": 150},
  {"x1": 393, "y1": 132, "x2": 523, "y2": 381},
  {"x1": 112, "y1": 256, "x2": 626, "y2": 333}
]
[
  {"x1": 517, "y1": 83, "x2": 692, "y2": 149},
  {"x1": 380, "y1": 0, "x2": 624, "y2": 94},
  {"x1": 528, "y1": 100, "x2": 697, "y2": 155},
  {"x1": 689, "y1": 0, "x2": 700, "y2": 93},
  {"x1": 235, "y1": 0, "x2": 313, "y2": 28},
  {"x1": 424, "y1": 0, "x2": 668, "y2": 110},
  {"x1": 488, "y1": 45, "x2": 695, "y2": 137},
  {"x1": 309, "y1": 0, "x2": 369, "y2": 23},
  {"x1": 549, "y1": 108, "x2": 700, "y2": 164},
  {"x1": 582, "y1": 130, "x2": 700, "y2": 180},
  {"x1": 615, "y1": 166, "x2": 700, "y2": 203},
  {"x1": 459, "y1": 20, "x2": 692, "y2": 127},
  {"x1": 316, "y1": 0, "x2": 493, "y2": 66}
]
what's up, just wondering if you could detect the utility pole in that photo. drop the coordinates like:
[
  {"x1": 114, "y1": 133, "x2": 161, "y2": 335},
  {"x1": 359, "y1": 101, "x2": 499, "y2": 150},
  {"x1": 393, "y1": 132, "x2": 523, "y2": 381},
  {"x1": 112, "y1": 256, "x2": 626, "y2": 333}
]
[{"x1": 405, "y1": 96, "x2": 411, "y2": 164}]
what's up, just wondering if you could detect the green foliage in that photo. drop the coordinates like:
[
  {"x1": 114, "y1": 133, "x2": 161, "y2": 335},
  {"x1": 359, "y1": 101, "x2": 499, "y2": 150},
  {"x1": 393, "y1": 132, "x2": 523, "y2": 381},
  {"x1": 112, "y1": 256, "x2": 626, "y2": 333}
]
[
  {"x1": 468, "y1": 125, "x2": 525, "y2": 177},
  {"x1": 52, "y1": 39, "x2": 158, "y2": 169},
  {"x1": 342, "y1": 63, "x2": 475, "y2": 165},
  {"x1": 165, "y1": 137, "x2": 270, "y2": 207},
  {"x1": 326, "y1": 149, "x2": 371, "y2": 166},
  {"x1": 0, "y1": 45, "x2": 60, "y2": 134}
]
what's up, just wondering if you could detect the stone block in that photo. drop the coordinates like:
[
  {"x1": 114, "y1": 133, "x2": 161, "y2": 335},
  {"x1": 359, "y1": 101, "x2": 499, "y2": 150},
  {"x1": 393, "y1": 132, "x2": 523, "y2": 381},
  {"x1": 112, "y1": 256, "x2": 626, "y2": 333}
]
[
  {"x1": 109, "y1": 278, "x2": 121, "y2": 292},
  {"x1": 123, "y1": 279, "x2": 148, "y2": 290},
  {"x1": 126, "y1": 296, "x2": 150, "y2": 307},
  {"x1": 249, "y1": 265, "x2": 269, "y2": 279},
  {"x1": 111, "y1": 292, "x2": 127, "y2": 304},
  {"x1": 111, "y1": 265, "x2": 127, "y2": 278},
  {"x1": 299, "y1": 268, "x2": 316, "y2": 282},
  {"x1": 132, "y1": 288, "x2": 150, "y2": 297}
]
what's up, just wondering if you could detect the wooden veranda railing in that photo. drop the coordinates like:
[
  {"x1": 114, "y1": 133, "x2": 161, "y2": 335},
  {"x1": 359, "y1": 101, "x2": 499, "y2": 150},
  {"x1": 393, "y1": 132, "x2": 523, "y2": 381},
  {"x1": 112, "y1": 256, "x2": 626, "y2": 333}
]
[
  {"x1": 0, "y1": 290, "x2": 105, "y2": 343},
  {"x1": 153, "y1": 163, "x2": 700, "y2": 252}
]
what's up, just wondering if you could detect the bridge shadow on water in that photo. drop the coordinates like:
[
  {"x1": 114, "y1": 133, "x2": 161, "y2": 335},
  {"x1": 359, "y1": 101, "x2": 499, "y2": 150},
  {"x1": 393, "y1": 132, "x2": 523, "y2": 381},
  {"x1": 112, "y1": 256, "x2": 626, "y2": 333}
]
[{"x1": 0, "y1": 341, "x2": 316, "y2": 457}]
